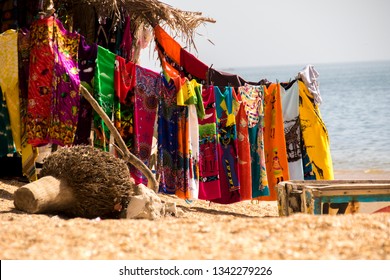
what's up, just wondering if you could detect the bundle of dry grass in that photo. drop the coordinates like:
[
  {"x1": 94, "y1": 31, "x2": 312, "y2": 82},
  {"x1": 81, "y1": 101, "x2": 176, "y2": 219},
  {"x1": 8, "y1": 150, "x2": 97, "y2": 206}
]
[
  {"x1": 30, "y1": 145, "x2": 135, "y2": 219},
  {"x1": 52, "y1": 0, "x2": 215, "y2": 49}
]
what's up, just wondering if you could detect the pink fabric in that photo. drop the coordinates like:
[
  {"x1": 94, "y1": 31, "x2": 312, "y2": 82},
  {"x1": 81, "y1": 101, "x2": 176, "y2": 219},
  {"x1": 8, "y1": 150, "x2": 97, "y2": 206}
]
[{"x1": 131, "y1": 65, "x2": 162, "y2": 185}]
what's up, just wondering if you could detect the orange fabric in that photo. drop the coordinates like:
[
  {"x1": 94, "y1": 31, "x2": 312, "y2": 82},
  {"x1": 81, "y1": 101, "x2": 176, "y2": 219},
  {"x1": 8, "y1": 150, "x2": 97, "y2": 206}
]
[
  {"x1": 157, "y1": 48, "x2": 185, "y2": 92},
  {"x1": 235, "y1": 94, "x2": 252, "y2": 200},
  {"x1": 154, "y1": 25, "x2": 181, "y2": 65},
  {"x1": 259, "y1": 84, "x2": 290, "y2": 201},
  {"x1": 175, "y1": 107, "x2": 190, "y2": 199}
]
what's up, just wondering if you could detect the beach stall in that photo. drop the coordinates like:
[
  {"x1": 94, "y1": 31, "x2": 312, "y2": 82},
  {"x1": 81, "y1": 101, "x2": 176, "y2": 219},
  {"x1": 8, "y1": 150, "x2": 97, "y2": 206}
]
[
  {"x1": 276, "y1": 180, "x2": 390, "y2": 216},
  {"x1": 1, "y1": 0, "x2": 342, "y2": 212},
  {"x1": 0, "y1": 0, "x2": 215, "y2": 184}
]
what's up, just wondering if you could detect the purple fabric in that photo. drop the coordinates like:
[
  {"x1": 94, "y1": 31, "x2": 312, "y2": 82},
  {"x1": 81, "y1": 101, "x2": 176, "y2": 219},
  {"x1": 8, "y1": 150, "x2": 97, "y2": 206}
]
[
  {"x1": 73, "y1": 36, "x2": 97, "y2": 145},
  {"x1": 50, "y1": 18, "x2": 81, "y2": 146}
]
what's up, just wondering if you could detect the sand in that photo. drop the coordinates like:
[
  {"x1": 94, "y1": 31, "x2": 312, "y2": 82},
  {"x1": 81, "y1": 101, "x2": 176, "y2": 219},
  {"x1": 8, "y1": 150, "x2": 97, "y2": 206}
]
[{"x1": 1, "y1": 170, "x2": 390, "y2": 260}]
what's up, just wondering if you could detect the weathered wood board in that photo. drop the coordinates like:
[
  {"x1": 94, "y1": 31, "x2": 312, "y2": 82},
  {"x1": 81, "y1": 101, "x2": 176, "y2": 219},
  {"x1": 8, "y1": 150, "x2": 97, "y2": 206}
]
[{"x1": 276, "y1": 180, "x2": 390, "y2": 216}]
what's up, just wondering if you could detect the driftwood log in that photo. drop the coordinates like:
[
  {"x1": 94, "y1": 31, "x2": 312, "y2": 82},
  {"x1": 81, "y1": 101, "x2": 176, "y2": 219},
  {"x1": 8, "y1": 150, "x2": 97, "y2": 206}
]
[{"x1": 13, "y1": 176, "x2": 74, "y2": 214}]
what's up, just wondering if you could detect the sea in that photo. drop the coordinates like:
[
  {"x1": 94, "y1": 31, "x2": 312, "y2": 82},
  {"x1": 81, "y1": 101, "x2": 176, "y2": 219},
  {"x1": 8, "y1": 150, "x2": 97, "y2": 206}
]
[{"x1": 230, "y1": 60, "x2": 390, "y2": 173}]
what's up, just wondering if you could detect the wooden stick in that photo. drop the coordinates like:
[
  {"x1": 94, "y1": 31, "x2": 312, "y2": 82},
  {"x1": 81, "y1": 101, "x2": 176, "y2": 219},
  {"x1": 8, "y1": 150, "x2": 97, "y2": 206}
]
[{"x1": 79, "y1": 84, "x2": 159, "y2": 193}]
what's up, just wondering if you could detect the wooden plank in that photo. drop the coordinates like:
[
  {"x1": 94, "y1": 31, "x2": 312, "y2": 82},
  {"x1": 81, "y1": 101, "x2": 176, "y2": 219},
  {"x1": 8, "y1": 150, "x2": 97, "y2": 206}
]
[{"x1": 277, "y1": 180, "x2": 390, "y2": 216}]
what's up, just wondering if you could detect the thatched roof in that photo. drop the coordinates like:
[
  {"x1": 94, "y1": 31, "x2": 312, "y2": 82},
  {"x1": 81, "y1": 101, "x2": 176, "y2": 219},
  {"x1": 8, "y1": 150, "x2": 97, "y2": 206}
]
[{"x1": 56, "y1": 0, "x2": 215, "y2": 46}]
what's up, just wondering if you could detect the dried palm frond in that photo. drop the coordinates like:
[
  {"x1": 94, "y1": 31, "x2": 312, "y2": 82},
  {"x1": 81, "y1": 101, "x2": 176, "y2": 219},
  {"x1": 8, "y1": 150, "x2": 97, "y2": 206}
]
[{"x1": 53, "y1": 0, "x2": 215, "y2": 48}]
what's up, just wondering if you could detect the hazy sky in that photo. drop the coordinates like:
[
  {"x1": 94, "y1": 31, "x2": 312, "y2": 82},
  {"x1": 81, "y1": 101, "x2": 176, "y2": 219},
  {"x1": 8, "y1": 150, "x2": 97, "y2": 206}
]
[{"x1": 141, "y1": 0, "x2": 390, "y2": 70}]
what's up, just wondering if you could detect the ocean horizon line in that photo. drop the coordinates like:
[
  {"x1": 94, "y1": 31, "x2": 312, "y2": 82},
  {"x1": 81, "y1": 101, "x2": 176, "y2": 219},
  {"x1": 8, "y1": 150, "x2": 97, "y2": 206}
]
[{"x1": 220, "y1": 59, "x2": 390, "y2": 73}]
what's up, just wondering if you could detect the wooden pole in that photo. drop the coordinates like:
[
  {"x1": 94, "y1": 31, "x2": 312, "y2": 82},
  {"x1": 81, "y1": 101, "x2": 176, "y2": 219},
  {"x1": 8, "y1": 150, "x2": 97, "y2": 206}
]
[{"x1": 79, "y1": 84, "x2": 159, "y2": 193}]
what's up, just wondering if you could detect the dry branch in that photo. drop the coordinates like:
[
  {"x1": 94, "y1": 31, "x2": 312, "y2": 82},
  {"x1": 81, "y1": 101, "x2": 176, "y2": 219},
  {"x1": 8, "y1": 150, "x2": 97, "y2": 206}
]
[{"x1": 79, "y1": 84, "x2": 159, "y2": 193}]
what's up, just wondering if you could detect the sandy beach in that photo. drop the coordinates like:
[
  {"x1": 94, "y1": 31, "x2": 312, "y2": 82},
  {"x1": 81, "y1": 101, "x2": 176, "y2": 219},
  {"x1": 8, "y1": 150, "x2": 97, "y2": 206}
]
[{"x1": 1, "y1": 169, "x2": 389, "y2": 260}]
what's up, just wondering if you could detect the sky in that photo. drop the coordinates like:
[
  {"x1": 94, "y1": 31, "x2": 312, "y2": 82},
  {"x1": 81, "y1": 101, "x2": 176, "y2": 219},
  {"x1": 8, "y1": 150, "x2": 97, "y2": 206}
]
[{"x1": 140, "y1": 0, "x2": 390, "y2": 71}]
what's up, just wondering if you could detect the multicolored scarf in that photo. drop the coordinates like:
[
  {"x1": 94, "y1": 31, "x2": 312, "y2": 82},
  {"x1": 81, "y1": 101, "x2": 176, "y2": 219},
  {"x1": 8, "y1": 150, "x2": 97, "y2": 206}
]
[{"x1": 27, "y1": 16, "x2": 80, "y2": 147}]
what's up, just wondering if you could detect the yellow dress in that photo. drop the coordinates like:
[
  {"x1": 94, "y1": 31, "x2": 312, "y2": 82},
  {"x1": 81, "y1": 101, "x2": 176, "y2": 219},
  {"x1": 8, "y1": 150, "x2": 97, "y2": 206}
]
[{"x1": 298, "y1": 80, "x2": 334, "y2": 179}]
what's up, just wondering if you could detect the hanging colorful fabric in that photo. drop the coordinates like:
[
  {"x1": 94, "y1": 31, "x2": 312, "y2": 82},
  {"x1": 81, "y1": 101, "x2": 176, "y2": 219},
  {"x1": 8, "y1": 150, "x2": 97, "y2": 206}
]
[
  {"x1": 93, "y1": 45, "x2": 116, "y2": 151},
  {"x1": 27, "y1": 17, "x2": 55, "y2": 146},
  {"x1": 50, "y1": 18, "x2": 81, "y2": 146},
  {"x1": 73, "y1": 36, "x2": 97, "y2": 145},
  {"x1": 157, "y1": 48, "x2": 186, "y2": 94},
  {"x1": 176, "y1": 79, "x2": 205, "y2": 200},
  {"x1": 180, "y1": 48, "x2": 208, "y2": 81},
  {"x1": 198, "y1": 86, "x2": 221, "y2": 201},
  {"x1": 0, "y1": 29, "x2": 21, "y2": 152},
  {"x1": 238, "y1": 84, "x2": 269, "y2": 198},
  {"x1": 280, "y1": 81, "x2": 304, "y2": 180},
  {"x1": 27, "y1": 16, "x2": 81, "y2": 147},
  {"x1": 113, "y1": 56, "x2": 137, "y2": 152},
  {"x1": 131, "y1": 65, "x2": 162, "y2": 185},
  {"x1": 211, "y1": 86, "x2": 241, "y2": 204},
  {"x1": 157, "y1": 78, "x2": 180, "y2": 194},
  {"x1": 154, "y1": 25, "x2": 181, "y2": 65},
  {"x1": 119, "y1": 15, "x2": 133, "y2": 62},
  {"x1": 18, "y1": 29, "x2": 38, "y2": 181},
  {"x1": 234, "y1": 91, "x2": 252, "y2": 200},
  {"x1": 259, "y1": 83, "x2": 290, "y2": 201},
  {"x1": 0, "y1": 87, "x2": 15, "y2": 156},
  {"x1": 114, "y1": 56, "x2": 136, "y2": 104},
  {"x1": 175, "y1": 105, "x2": 190, "y2": 199},
  {"x1": 298, "y1": 80, "x2": 334, "y2": 179}
]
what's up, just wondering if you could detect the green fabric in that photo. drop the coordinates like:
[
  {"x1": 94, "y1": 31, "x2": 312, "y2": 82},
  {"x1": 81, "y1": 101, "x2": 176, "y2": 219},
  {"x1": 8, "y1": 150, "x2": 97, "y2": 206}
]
[
  {"x1": 249, "y1": 126, "x2": 270, "y2": 197},
  {"x1": 194, "y1": 83, "x2": 205, "y2": 120},
  {"x1": 93, "y1": 46, "x2": 116, "y2": 151},
  {"x1": 0, "y1": 86, "x2": 16, "y2": 156}
]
